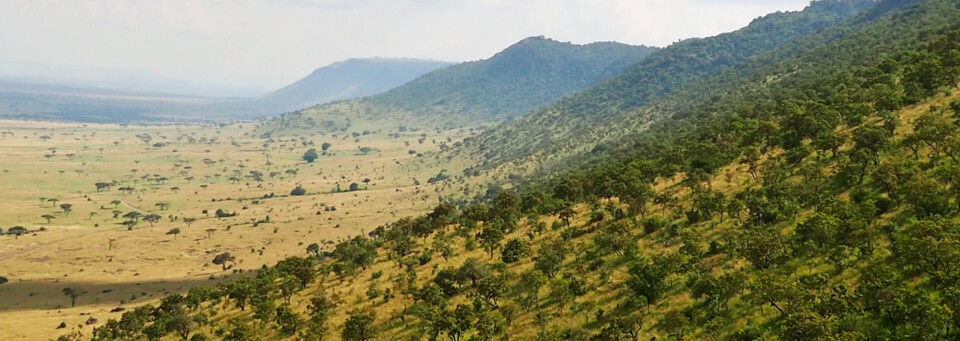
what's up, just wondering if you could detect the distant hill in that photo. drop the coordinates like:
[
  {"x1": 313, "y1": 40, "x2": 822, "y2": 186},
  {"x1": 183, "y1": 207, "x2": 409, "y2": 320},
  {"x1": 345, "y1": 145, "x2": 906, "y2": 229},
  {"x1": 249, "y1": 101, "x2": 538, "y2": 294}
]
[
  {"x1": 256, "y1": 37, "x2": 658, "y2": 135},
  {"x1": 0, "y1": 58, "x2": 451, "y2": 122},
  {"x1": 258, "y1": 58, "x2": 453, "y2": 112},
  {"x1": 367, "y1": 37, "x2": 659, "y2": 122},
  {"x1": 0, "y1": 79, "x2": 213, "y2": 122}
]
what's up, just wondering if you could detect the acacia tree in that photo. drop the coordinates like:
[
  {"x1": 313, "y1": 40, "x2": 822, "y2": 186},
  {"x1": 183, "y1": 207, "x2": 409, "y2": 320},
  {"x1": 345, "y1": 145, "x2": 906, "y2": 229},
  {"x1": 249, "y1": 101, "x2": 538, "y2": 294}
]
[
  {"x1": 144, "y1": 214, "x2": 162, "y2": 227},
  {"x1": 213, "y1": 252, "x2": 236, "y2": 271},
  {"x1": 8, "y1": 226, "x2": 26, "y2": 239},
  {"x1": 41, "y1": 214, "x2": 56, "y2": 224},
  {"x1": 62, "y1": 287, "x2": 85, "y2": 307},
  {"x1": 166, "y1": 228, "x2": 181, "y2": 240}
]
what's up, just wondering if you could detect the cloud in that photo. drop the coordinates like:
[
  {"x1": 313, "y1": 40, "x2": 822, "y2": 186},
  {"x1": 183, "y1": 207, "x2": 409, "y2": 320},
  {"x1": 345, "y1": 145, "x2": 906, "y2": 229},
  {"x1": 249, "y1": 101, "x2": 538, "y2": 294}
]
[{"x1": 0, "y1": 0, "x2": 811, "y2": 93}]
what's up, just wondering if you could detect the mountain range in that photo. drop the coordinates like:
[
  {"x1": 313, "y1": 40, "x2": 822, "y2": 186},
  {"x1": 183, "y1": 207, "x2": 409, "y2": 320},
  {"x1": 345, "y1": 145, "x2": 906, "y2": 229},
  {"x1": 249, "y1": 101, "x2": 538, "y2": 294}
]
[{"x1": 257, "y1": 37, "x2": 658, "y2": 135}]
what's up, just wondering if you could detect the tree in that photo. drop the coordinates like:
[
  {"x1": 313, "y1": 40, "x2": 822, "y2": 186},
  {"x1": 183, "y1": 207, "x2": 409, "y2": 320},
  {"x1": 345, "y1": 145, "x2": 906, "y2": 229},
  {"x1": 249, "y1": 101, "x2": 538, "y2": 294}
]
[
  {"x1": 303, "y1": 149, "x2": 319, "y2": 163},
  {"x1": 736, "y1": 226, "x2": 786, "y2": 270},
  {"x1": 302, "y1": 292, "x2": 335, "y2": 340},
  {"x1": 332, "y1": 236, "x2": 378, "y2": 270},
  {"x1": 276, "y1": 256, "x2": 316, "y2": 289},
  {"x1": 477, "y1": 225, "x2": 504, "y2": 259},
  {"x1": 342, "y1": 310, "x2": 376, "y2": 341},
  {"x1": 275, "y1": 304, "x2": 302, "y2": 336},
  {"x1": 144, "y1": 214, "x2": 162, "y2": 227},
  {"x1": 501, "y1": 238, "x2": 528, "y2": 263},
  {"x1": 306, "y1": 243, "x2": 321, "y2": 258},
  {"x1": 95, "y1": 182, "x2": 112, "y2": 192},
  {"x1": 557, "y1": 202, "x2": 576, "y2": 227},
  {"x1": 475, "y1": 273, "x2": 508, "y2": 308},
  {"x1": 535, "y1": 239, "x2": 566, "y2": 278},
  {"x1": 62, "y1": 287, "x2": 85, "y2": 307},
  {"x1": 59, "y1": 203, "x2": 72, "y2": 215},
  {"x1": 291, "y1": 185, "x2": 307, "y2": 196},
  {"x1": 223, "y1": 318, "x2": 256, "y2": 341},
  {"x1": 8, "y1": 226, "x2": 26, "y2": 239},
  {"x1": 795, "y1": 213, "x2": 838, "y2": 249},
  {"x1": 166, "y1": 314, "x2": 194, "y2": 340},
  {"x1": 447, "y1": 304, "x2": 474, "y2": 341},
  {"x1": 659, "y1": 310, "x2": 690, "y2": 340},
  {"x1": 321, "y1": 142, "x2": 332, "y2": 151},
  {"x1": 213, "y1": 252, "x2": 236, "y2": 271},
  {"x1": 548, "y1": 277, "x2": 574, "y2": 315},
  {"x1": 626, "y1": 257, "x2": 668, "y2": 307},
  {"x1": 41, "y1": 214, "x2": 56, "y2": 224},
  {"x1": 166, "y1": 228, "x2": 181, "y2": 240}
]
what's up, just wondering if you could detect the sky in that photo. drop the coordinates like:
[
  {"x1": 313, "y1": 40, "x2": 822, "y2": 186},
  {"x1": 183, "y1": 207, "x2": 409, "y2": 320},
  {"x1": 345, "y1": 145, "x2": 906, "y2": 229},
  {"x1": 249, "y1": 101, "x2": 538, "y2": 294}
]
[{"x1": 0, "y1": 0, "x2": 811, "y2": 97}]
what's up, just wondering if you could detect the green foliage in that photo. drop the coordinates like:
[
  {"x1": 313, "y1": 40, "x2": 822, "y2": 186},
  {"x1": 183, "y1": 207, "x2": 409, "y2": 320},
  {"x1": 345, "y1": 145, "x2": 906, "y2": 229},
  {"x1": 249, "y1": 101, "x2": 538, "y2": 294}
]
[
  {"x1": 303, "y1": 148, "x2": 319, "y2": 163},
  {"x1": 342, "y1": 310, "x2": 377, "y2": 341},
  {"x1": 470, "y1": 0, "x2": 877, "y2": 170},
  {"x1": 501, "y1": 238, "x2": 528, "y2": 263}
]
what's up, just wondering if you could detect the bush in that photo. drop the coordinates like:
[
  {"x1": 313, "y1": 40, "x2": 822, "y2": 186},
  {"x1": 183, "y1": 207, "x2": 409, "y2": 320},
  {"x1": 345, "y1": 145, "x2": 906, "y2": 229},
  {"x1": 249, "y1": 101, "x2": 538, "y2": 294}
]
[
  {"x1": 303, "y1": 149, "x2": 318, "y2": 163},
  {"x1": 215, "y1": 209, "x2": 237, "y2": 218},
  {"x1": 290, "y1": 186, "x2": 306, "y2": 196}
]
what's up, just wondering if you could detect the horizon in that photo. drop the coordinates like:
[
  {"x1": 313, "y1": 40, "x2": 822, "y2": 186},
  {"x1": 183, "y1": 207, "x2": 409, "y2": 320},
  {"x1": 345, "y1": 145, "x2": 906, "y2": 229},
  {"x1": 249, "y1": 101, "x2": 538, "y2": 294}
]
[{"x1": 0, "y1": 0, "x2": 810, "y2": 97}]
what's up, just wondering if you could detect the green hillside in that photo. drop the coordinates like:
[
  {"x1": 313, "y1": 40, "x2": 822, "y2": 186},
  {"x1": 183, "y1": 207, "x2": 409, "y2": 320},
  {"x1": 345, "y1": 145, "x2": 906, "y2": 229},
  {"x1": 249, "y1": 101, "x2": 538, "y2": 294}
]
[
  {"x1": 461, "y1": 0, "x2": 879, "y2": 173},
  {"x1": 255, "y1": 38, "x2": 657, "y2": 136},
  {"x1": 68, "y1": 0, "x2": 960, "y2": 340}
]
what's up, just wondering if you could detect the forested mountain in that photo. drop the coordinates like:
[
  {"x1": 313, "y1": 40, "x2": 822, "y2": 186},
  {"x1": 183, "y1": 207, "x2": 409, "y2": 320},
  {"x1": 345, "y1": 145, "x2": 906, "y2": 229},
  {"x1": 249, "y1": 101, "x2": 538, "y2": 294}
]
[
  {"x1": 255, "y1": 38, "x2": 657, "y2": 136},
  {"x1": 462, "y1": 0, "x2": 878, "y2": 172},
  {"x1": 77, "y1": 0, "x2": 960, "y2": 340},
  {"x1": 259, "y1": 58, "x2": 453, "y2": 112},
  {"x1": 367, "y1": 37, "x2": 658, "y2": 122}
]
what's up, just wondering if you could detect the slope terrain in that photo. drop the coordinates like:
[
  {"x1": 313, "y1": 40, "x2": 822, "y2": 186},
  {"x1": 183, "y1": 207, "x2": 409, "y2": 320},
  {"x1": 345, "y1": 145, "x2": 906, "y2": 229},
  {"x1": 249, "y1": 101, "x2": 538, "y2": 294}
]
[
  {"x1": 459, "y1": 0, "x2": 878, "y2": 174},
  {"x1": 256, "y1": 37, "x2": 658, "y2": 136},
  {"x1": 260, "y1": 58, "x2": 453, "y2": 112},
  {"x1": 46, "y1": 1, "x2": 960, "y2": 340}
]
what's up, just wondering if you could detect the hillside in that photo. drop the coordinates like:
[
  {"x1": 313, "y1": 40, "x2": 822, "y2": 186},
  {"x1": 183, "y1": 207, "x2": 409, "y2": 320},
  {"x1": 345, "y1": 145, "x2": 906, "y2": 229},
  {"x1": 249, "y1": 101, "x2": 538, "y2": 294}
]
[
  {"x1": 255, "y1": 37, "x2": 658, "y2": 136},
  {"x1": 258, "y1": 58, "x2": 453, "y2": 112},
  {"x1": 63, "y1": 1, "x2": 960, "y2": 340},
  {"x1": 460, "y1": 0, "x2": 879, "y2": 173}
]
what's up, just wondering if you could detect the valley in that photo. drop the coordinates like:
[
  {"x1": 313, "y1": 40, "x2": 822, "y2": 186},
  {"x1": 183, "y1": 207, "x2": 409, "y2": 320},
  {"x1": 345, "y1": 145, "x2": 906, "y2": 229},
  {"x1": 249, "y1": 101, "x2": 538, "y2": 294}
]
[
  {"x1": 0, "y1": 119, "x2": 481, "y2": 339},
  {"x1": 4, "y1": 1, "x2": 960, "y2": 340}
]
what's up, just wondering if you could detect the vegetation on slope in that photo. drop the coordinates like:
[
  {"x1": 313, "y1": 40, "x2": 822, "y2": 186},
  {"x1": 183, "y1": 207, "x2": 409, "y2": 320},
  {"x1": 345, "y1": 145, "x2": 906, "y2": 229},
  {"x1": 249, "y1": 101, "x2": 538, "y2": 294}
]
[
  {"x1": 62, "y1": 0, "x2": 960, "y2": 340},
  {"x1": 256, "y1": 38, "x2": 657, "y2": 136},
  {"x1": 462, "y1": 0, "x2": 879, "y2": 172},
  {"x1": 260, "y1": 58, "x2": 453, "y2": 112}
]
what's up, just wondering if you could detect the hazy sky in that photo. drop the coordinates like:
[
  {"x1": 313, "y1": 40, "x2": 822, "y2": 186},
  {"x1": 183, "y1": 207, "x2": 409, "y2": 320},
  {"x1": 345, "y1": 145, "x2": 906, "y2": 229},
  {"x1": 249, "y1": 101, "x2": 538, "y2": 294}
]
[{"x1": 0, "y1": 0, "x2": 810, "y2": 95}]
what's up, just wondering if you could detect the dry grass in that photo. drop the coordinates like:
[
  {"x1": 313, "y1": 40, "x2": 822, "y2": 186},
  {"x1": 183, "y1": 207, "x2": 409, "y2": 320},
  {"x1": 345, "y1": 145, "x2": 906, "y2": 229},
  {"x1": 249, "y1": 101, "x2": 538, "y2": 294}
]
[{"x1": 0, "y1": 119, "x2": 482, "y2": 340}]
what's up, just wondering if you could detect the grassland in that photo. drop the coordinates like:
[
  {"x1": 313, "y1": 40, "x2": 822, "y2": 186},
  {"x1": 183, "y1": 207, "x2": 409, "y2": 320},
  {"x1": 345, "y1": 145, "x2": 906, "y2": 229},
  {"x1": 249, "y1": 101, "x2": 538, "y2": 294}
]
[{"x1": 0, "y1": 119, "x2": 482, "y2": 340}]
